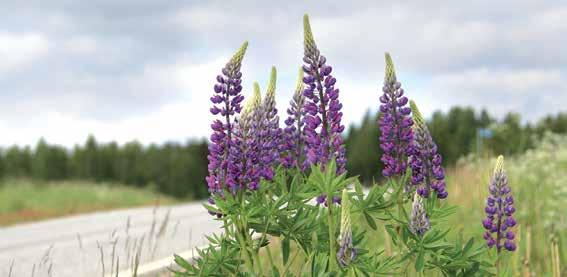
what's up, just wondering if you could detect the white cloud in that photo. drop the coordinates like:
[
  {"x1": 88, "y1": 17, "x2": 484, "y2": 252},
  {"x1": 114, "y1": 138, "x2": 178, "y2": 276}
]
[
  {"x1": 0, "y1": 33, "x2": 49, "y2": 73},
  {"x1": 0, "y1": 56, "x2": 231, "y2": 146},
  {"x1": 64, "y1": 36, "x2": 98, "y2": 55},
  {"x1": 416, "y1": 68, "x2": 566, "y2": 121}
]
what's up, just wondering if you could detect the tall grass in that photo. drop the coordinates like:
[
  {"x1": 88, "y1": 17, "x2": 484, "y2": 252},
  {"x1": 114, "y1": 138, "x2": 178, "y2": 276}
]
[
  {"x1": 0, "y1": 179, "x2": 176, "y2": 226},
  {"x1": 448, "y1": 133, "x2": 566, "y2": 275}
]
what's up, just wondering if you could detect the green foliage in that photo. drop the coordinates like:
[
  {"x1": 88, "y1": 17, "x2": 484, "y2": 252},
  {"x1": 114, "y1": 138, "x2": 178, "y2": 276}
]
[
  {"x1": 174, "y1": 162, "x2": 491, "y2": 276},
  {"x1": 31, "y1": 138, "x2": 69, "y2": 180},
  {"x1": 0, "y1": 136, "x2": 209, "y2": 199},
  {"x1": 176, "y1": 162, "x2": 492, "y2": 276}
]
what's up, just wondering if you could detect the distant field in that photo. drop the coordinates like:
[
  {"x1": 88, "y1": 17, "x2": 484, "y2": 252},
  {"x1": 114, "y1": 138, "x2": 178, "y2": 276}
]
[{"x1": 0, "y1": 179, "x2": 177, "y2": 226}]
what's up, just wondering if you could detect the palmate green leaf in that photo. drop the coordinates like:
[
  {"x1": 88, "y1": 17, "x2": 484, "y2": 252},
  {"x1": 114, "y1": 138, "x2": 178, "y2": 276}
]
[
  {"x1": 368, "y1": 251, "x2": 400, "y2": 276},
  {"x1": 422, "y1": 228, "x2": 451, "y2": 244},
  {"x1": 175, "y1": 237, "x2": 241, "y2": 276},
  {"x1": 425, "y1": 236, "x2": 492, "y2": 276},
  {"x1": 429, "y1": 204, "x2": 458, "y2": 222}
]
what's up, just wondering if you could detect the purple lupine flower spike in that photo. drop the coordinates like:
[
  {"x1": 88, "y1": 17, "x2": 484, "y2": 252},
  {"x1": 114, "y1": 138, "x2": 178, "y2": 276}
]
[
  {"x1": 282, "y1": 68, "x2": 306, "y2": 169},
  {"x1": 379, "y1": 53, "x2": 413, "y2": 178},
  {"x1": 302, "y1": 14, "x2": 346, "y2": 175},
  {"x1": 482, "y1": 156, "x2": 517, "y2": 252},
  {"x1": 258, "y1": 67, "x2": 281, "y2": 181},
  {"x1": 206, "y1": 41, "x2": 248, "y2": 196},
  {"x1": 228, "y1": 84, "x2": 262, "y2": 192},
  {"x1": 409, "y1": 192, "x2": 430, "y2": 236},
  {"x1": 408, "y1": 101, "x2": 448, "y2": 199}
]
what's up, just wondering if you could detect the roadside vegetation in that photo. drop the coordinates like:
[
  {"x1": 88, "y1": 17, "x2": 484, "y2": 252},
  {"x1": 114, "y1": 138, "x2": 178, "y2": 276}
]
[
  {"x1": 0, "y1": 179, "x2": 175, "y2": 226},
  {"x1": 257, "y1": 133, "x2": 566, "y2": 275}
]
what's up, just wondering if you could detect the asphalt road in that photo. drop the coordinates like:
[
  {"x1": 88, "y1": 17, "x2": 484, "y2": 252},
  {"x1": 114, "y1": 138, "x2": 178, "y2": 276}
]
[{"x1": 0, "y1": 202, "x2": 222, "y2": 277}]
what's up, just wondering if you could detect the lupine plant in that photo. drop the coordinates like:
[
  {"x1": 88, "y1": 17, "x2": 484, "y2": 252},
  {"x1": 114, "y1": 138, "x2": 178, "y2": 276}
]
[
  {"x1": 174, "y1": 14, "x2": 519, "y2": 276},
  {"x1": 482, "y1": 155, "x2": 517, "y2": 275}
]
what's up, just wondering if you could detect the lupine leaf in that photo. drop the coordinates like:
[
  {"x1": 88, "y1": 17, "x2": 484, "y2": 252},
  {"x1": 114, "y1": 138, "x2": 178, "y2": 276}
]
[
  {"x1": 364, "y1": 212, "x2": 377, "y2": 230},
  {"x1": 282, "y1": 237, "x2": 290, "y2": 265},
  {"x1": 174, "y1": 254, "x2": 193, "y2": 270},
  {"x1": 415, "y1": 251, "x2": 425, "y2": 272}
]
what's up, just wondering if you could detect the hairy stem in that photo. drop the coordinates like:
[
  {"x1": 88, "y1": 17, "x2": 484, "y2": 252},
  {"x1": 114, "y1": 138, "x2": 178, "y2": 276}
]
[{"x1": 327, "y1": 197, "x2": 338, "y2": 271}]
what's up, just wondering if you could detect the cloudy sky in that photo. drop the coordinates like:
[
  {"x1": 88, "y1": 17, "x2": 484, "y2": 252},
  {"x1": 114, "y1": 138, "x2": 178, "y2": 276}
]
[{"x1": 0, "y1": 1, "x2": 565, "y2": 147}]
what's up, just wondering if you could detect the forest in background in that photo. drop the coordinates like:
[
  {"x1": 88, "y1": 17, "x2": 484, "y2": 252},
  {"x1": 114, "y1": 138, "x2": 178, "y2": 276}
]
[{"x1": 0, "y1": 106, "x2": 565, "y2": 199}]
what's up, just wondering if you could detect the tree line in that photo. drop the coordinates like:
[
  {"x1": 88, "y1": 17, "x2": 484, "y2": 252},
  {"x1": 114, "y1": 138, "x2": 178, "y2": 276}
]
[
  {"x1": 0, "y1": 136, "x2": 209, "y2": 199},
  {"x1": 0, "y1": 107, "x2": 565, "y2": 198},
  {"x1": 345, "y1": 107, "x2": 567, "y2": 184}
]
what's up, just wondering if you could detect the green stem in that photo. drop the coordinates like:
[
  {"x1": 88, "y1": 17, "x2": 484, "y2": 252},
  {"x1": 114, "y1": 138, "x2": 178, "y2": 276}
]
[
  {"x1": 257, "y1": 217, "x2": 273, "y2": 274},
  {"x1": 496, "y1": 255, "x2": 500, "y2": 276},
  {"x1": 235, "y1": 222, "x2": 255, "y2": 273},
  {"x1": 234, "y1": 190, "x2": 255, "y2": 274},
  {"x1": 327, "y1": 197, "x2": 338, "y2": 271},
  {"x1": 282, "y1": 247, "x2": 301, "y2": 276},
  {"x1": 397, "y1": 186, "x2": 404, "y2": 219},
  {"x1": 395, "y1": 178, "x2": 405, "y2": 256}
]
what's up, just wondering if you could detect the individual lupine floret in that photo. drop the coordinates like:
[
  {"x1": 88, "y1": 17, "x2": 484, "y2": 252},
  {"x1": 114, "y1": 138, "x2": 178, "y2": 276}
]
[
  {"x1": 482, "y1": 156, "x2": 517, "y2": 252},
  {"x1": 301, "y1": 14, "x2": 347, "y2": 175},
  {"x1": 257, "y1": 67, "x2": 281, "y2": 180},
  {"x1": 315, "y1": 194, "x2": 342, "y2": 206},
  {"x1": 227, "y1": 85, "x2": 262, "y2": 192},
  {"x1": 206, "y1": 41, "x2": 248, "y2": 195},
  {"x1": 378, "y1": 53, "x2": 413, "y2": 177},
  {"x1": 408, "y1": 101, "x2": 448, "y2": 198},
  {"x1": 337, "y1": 189, "x2": 356, "y2": 267},
  {"x1": 282, "y1": 68, "x2": 306, "y2": 169},
  {"x1": 409, "y1": 192, "x2": 430, "y2": 236}
]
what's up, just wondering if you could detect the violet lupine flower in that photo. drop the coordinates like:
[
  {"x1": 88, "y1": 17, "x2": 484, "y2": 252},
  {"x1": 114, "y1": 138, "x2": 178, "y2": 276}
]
[
  {"x1": 378, "y1": 53, "x2": 413, "y2": 178},
  {"x1": 281, "y1": 68, "x2": 306, "y2": 169},
  {"x1": 409, "y1": 192, "x2": 430, "y2": 236},
  {"x1": 227, "y1": 85, "x2": 262, "y2": 191},
  {"x1": 315, "y1": 195, "x2": 342, "y2": 206},
  {"x1": 337, "y1": 189, "x2": 356, "y2": 267},
  {"x1": 257, "y1": 67, "x2": 281, "y2": 180},
  {"x1": 408, "y1": 101, "x2": 448, "y2": 199},
  {"x1": 301, "y1": 14, "x2": 346, "y2": 175},
  {"x1": 206, "y1": 41, "x2": 247, "y2": 195},
  {"x1": 482, "y1": 156, "x2": 517, "y2": 252}
]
